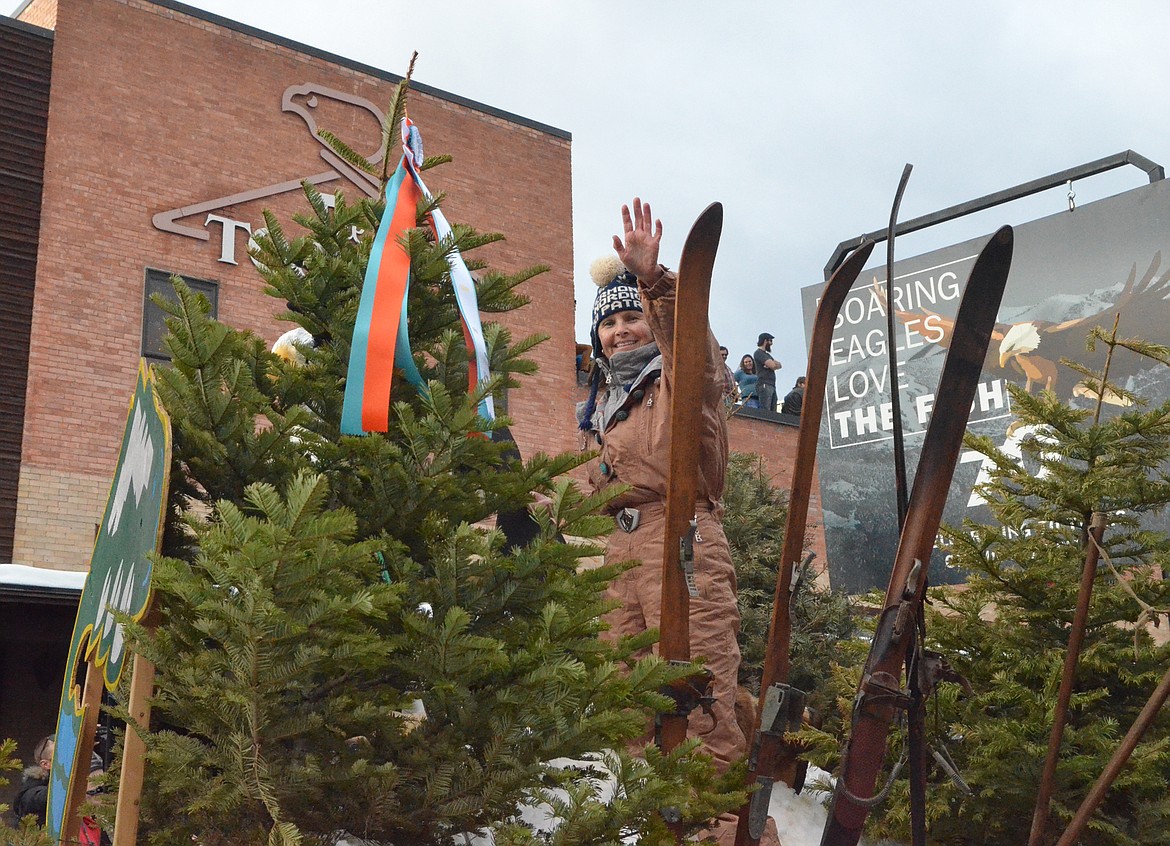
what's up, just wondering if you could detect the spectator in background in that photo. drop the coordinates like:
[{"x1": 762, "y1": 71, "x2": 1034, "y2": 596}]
[
  {"x1": 718, "y1": 346, "x2": 738, "y2": 402},
  {"x1": 12, "y1": 735, "x2": 53, "y2": 826},
  {"x1": 733, "y1": 354, "x2": 758, "y2": 408},
  {"x1": 753, "y1": 332, "x2": 782, "y2": 412},
  {"x1": 781, "y1": 375, "x2": 806, "y2": 416},
  {"x1": 12, "y1": 736, "x2": 108, "y2": 844},
  {"x1": 79, "y1": 760, "x2": 109, "y2": 846}
]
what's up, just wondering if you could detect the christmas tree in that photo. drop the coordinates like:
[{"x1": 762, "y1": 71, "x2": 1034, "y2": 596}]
[
  {"x1": 117, "y1": 78, "x2": 741, "y2": 846},
  {"x1": 723, "y1": 452, "x2": 856, "y2": 716},
  {"x1": 805, "y1": 327, "x2": 1170, "y2": 845},
  {"x1": 0, "y1": 738, "x2": 52, "y2": 846}
]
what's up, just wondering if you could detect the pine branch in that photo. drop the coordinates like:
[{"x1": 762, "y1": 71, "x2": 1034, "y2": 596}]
[{"x1": 315, "y1": 130, "x2": 378, "y2": 177}]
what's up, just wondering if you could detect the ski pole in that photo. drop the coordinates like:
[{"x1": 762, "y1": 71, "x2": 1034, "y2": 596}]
[
  {"x1": 881, "y1": 162, "x2": 929, "y2": 846},
  {"x1": 1054, "y1": 663, "x2": 1170, "y2": 846},
  {"x1": 1027, "y1": 512, "x2": 1107, "y2": 846}
]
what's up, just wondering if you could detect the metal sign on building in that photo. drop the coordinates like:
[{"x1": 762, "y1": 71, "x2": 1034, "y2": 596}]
[{"x1": 805, "y1": 173, "x2": 1170, "y2": 593}]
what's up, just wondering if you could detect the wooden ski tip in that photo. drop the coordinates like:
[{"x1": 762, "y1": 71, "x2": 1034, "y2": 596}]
[
  {"x1": 689, "y1": 202, "x2": 724, "y2": 238},
  {"x1": 837, "y1": 239, "x2": 876, "y2": 277},
  {"x1": 973, "y1": 224, "x2": 1014, "y2": 279},
  {"x1": 679, "y1": 203, "x2": 723, "y2": 272}
]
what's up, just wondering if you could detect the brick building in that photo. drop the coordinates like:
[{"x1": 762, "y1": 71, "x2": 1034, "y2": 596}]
[
  {"x1": 1, "y1": 0, "x2": 818, "y2": 771},
  {"x1": 4, "y1": 0, "x2": 579, "y2": 576}
]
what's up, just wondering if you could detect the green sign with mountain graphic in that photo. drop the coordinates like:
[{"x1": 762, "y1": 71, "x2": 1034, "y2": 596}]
[{"x1": 47, "y1": 363, "x2": 171, "y2": 844}]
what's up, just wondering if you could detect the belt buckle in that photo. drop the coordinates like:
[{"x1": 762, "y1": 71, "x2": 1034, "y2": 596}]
[{"x1": 616, "y1": 507, "x2": 640, "y2": 533}]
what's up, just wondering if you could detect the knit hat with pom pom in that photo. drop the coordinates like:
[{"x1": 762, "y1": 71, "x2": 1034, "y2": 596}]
[{"x1": 588, "y1": 255, "x2": 642, "y2": 361}]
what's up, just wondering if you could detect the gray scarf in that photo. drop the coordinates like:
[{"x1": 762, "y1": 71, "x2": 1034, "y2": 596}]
[{"x1": 578, "y1": 342, "x2": 661, "y2": 433}]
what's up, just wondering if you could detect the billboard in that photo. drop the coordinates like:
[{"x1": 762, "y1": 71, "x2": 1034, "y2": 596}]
[{"x1": 804, "y1": 178, "x2": 1170, "y2": 593}]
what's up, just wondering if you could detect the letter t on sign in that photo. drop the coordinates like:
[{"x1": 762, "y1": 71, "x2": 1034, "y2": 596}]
[{"x1": 205, "y1": 214, "x2": 252, "y2": 264}]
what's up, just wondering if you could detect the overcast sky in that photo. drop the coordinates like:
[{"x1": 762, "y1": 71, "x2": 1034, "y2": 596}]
[{"x1": 11, "y1": 0, "x2": 1170, "y2": 376}]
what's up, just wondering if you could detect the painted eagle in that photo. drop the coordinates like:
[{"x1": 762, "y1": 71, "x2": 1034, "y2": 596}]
[{"x1": 877, "y1": 251, "x2": 1170, "y2": 405}]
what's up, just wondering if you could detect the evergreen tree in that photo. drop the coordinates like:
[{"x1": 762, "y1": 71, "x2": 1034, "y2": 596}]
[
  {"x1": 0, "y1": 737, "x2": 17, "y2": 820},
  {"x1": 117, "y1": 80, "x2": 742, "y2": 846},
  {"x1": 803, "y1": 327, "x2": 1170, "y2": 845},
  {"x1": 723, "y1": 452, "x2": 856, "y2": 716},
  {"x1": 0, "y1": 738, "x2": 52, "y2": 846}
]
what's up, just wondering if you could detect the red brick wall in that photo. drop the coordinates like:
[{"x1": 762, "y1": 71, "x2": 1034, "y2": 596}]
[
  {"x1": 727, "y1": 413, "x2": 828, "y2": 582},
  {"x1": 14, "y1": 0, "x2": 575, "y2": 569}
]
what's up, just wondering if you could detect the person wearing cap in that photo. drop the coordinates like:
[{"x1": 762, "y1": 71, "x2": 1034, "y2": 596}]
[
  {"x1": 752, "y1": 332, "x2": 782, "y2": 412},
  {"x1": 578, "y1": 199, "x2": 763, "y2": 845},
  {"x1": 781, "y1": 375, "x2": 806, "y2": 416},
  {"x1": 12, "y1": 735, "x2": 54, "y2": 826},
  {"x1": 718, "y1": 345, "x2": 738, "y2": 403},
  {"x1": 12, "y1": 735, "x2": 107, "y2": 842}
]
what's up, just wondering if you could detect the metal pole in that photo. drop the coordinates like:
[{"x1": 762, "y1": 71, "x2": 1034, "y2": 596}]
[
  {"x1": 825, "y1": 150, "x2": 1165, "y2": 280},
  {"x1": 882, "y1": 163, "x2": 930, "y2": 846},
  {"x1": 886, "y1": 163, "x2": 913, "y2": 530}
]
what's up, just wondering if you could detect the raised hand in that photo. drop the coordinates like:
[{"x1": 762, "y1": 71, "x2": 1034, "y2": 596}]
[{"x1": 612, "y1": 197, "x2": 663, "y2": 280}]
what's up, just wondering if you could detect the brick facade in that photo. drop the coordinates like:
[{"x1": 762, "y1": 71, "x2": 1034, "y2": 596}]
[
  {"x1": 13, "y1": 0, "x2": 55, "y2": 29},
  {"x1": 13, "y1": 0, "x2": 577, "y2": 570}
]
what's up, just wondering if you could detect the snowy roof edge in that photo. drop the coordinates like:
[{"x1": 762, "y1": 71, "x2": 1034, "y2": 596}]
[{"x1": 0, "y1": 563, "x2": 86, "y2": 592}]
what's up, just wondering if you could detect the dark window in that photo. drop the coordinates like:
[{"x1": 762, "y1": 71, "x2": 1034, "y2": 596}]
[{"x1": 142, "y1": 269, "x2": 218, "y2": 363}]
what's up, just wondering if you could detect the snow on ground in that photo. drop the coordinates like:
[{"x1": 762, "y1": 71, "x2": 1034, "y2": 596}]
[
  {"x1": 768, "y1": 766, "x2": 891, "y2": 846},
  {"x1": 770, "y1": 769, "x2": 836, "y2": 846},
  {"x1": 447, "y1": 760, "x2": 890, "y2": 846}
]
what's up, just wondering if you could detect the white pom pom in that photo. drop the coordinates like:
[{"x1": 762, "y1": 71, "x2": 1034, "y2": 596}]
[{"x1": 589, "y1": 255, "x2": 626, "y2": 288}]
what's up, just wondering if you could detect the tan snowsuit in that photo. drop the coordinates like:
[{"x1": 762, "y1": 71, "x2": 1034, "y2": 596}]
[{"x1": 581, "y1": 269, "x2": 745, "y2": 771}]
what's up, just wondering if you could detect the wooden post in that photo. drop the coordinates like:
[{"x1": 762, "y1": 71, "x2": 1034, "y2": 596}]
[
  {"x1": 1055, "y1": 665, "x2": 1170, "y2": 846},
  {"x1": 1028, "y1": 512, "x2": 1107, "y2": 846},
  {"x1": 113, "y1": 651, "x2": 156, "y2": 846}
]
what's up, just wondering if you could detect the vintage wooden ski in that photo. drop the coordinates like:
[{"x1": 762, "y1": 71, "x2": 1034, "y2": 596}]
[
  {"x1": 733, "y1": 239, "x2": 875, "y2": 846},
  {"x1": 658, "y1": 202, "x2": 723, "y2": 754},
  {"x1": 820, "y1": 225, "x2": 1013, "y2": 846}
]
